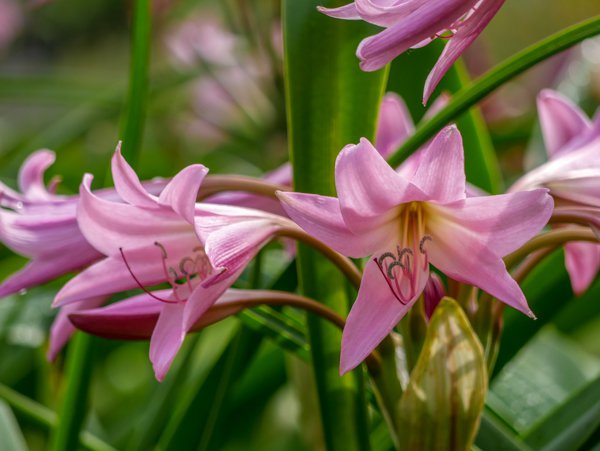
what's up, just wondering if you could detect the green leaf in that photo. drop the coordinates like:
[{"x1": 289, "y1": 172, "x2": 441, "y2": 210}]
[
  {"x1": 523, "y1": 373, "x2": 600, "y2": 451},
  {"x1": 0, "y1": 400, "x2": 28, "y2": 451},
  {"x1": 476, "y1": 409, "x2": 533, "y2": 451},
  {"x1": 387, "y1": 15, "x2": 600, "y2": 168},
  {"x1": 283, "y1": 1, "x2": 388, "y2": 449}
]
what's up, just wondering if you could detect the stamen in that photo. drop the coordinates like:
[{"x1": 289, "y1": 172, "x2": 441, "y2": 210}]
[
  {"x1": 373, "y1": 258, "x2": 408, "y2": 305},
  {"x1": 419, "y1": 235, "x2": 432, "y2": 254},
  {"x1": 386, "y1": 260, "x2": 404, "y2": 280},
  {"x1": 119, "y1": 247, "x2": 179, "y2": 304},
  {"x1": 377, "y1": 252, "x2": 397, "y2": 267}
]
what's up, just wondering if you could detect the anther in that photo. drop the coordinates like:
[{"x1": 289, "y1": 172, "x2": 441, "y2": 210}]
[
  {"x1": 386, "y1": 260, "x2": 404, "y2": 280},
  {"x1": 377, "y1": 252, "x2": 397, "y2": 267},
  {"x1": 154, "y1": 242, "x2": 168, "y2": 259},
  {"x1": 419, "y1": 235, "x2": 433, "y2": 254}
]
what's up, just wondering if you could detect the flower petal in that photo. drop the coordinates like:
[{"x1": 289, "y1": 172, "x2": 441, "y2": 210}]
[
  {"x1": 317, "y1": 3, "x2": 360, "y2": 20},
  {"x1": 111, "y1": 143, "x2": 157, "y2": 208},
  {"x1": 376, "y1": 93, "x2": 415, "y2": 158},
  {"x1": 356, "y1": 0, "x2": 477, "y2": 71},
  {"x1": 335, "y1": 138, "x2": 424, "y2": 233},
  {"x1": 537, "y1": 90, "x2": 592, "y2": 158},
  {"x1": 432, "y1": 189, "x2": 553, "y2": 257},
  {"x1": 427, "y1": 220, "x2": 533, "y2": 316},
  {"x1": 340, "y1": 258, "x2": 427, "y2": 374},
  {"x1": 410, "y1": 126, "x2": 466, "y2": 203},
  {"x1": 277, "y1": 191, "x2": 394, "y2": 258},
  {"x1": 564, "y1": 241, "x2": 600, "y2": 295},
  {"x1": 48, "y1": 296, "x2": 106, "y2": 361},
  {"x1": 150, "y1": 302, "x2": 186, "y2": 381},
  {"x1": 423, "y1": 0, "x2": 504, "y2": 103},
  {"x1": 18, "y1": 149, "x2": 57, "y2": 200},
  {"x1": 77, "y1": 174, "x2": 194, "y2": 256},
  {"x1": 158, "y1": 164, "x2": 209, "y2": 224}
]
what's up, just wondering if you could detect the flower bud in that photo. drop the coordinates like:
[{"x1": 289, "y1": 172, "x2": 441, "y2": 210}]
[
  {"x1": 397, "y1": 297, "x2": 487, "y2": 451},
  {"x1": 423, "y1": 272, "x2": 445, "y2": 319}
]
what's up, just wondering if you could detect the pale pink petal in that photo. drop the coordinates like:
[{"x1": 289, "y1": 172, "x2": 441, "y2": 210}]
[
  {"x1": 17, "y1": 149, "x2": 57, "y2": 200},
  {"x1": 335, "y1": 138, "x2": 425, "y2": 233},
  {"x1": 277, "y1": 191, "x2": 395, "y2": 258},
  {"x1": 111, "y1": 143, "x2": 157, "y2": 208},
  {"x1": 564, "y1": 241, "x2": 600, "y2": 295},
  {"x1": 47, "y1": 296, "x2": 106, "y2": 361},
  {"x1": 202, "y1": 219, "x2": 282, "y2": 286},
  {"x1": 340, "y1": 258, "x2": 428, "y2": 374},
  {"x1": 537, "y1": 90, "x2": 592, "y2": 158},
  {"x1": 410, "y1": 125, "x2": 466, "y2": 203},
  {"x1": 423, "y1": 0, "x2": 504, "y2": 104},
  {"x1": 427, "y1": 222, "x2": 533, "y2": 316},
  {"x1": 546, "y1": 170, "x2": 600, "y2": 208},
  {"x1": 431, "y1": 189, "x2": 553, "y2": 257},
  {"x1": 183, "y1": 274, "x2": 238, "y2": 330},
  {"x1": 356, "y1": 0, "x2": 478, "y2": 71},
  {"x1": 150, "y1": 302, "x2": 186, "y2": 381},
  {"x1": 0, "y1": 249, "x2": 101, "y2": 298},
  {"x1": 77, "y1": 174, "x2": 194, "y2": 256},
  {"x1": 158, "y1": 164, "x2": 209, "y2": 224},
  {"x1": 317, "y1": 3, "x2": 360, "y2": 20},
  {"x1": 376, "y1": 92, "x2": 415, "y2": 157}
]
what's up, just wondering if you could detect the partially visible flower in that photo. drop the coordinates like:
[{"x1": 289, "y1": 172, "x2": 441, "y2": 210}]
[
  {"x1": 278, "y1": 126, "x2": 553, "y2": 373},
  {"x1": 54, "y1": 146, "x2": 296, "y2": 379},
  {"x1": 0, "y1": 0, "x2": 22, "y2": 51},
  {"x1": 511, "y1": 90, "x2": 600, "y2": 294},
  {"x1": 319, "y1": 0, "x2": 505, "y2": 103}
]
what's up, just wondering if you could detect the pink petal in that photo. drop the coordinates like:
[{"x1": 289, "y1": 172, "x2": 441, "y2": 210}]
[
  {"x1": 376, "y1": 93, "x2": 415, "y2": 158},
  {"x1": 111, "y1": 143, "x2": 157, "y2": 208},
  {"x1": 423, "y1": 0, "x2": 504, "y2": 104},
  {"x1": 150, "y1": 302, "x2": 186, "y2": 381},
  {"x1": 47, "y1": 296, "x2": 106, "y2": 360},
  {"x1": 277, "y1": 191, "x2": 394, "y2": 258},
  {"x1": 356, "y1": 0, "x2": 478, "y2": 71},
  {"x1": 158, "y1": 164, "x2": 209, "y2": 224},
  {"x1": 340, "y1": 258, "x2": 428, "y2": 374},
  {"x1": 335, "y1": 138, "x2": 425, "y2": 233},
  {"x1": 431, "y1": 189, "x2": 553, "y2": 257},
  {"x1": 564, "y1": 241, "x2": 600, "y2": 295},
  {"x1": 317, "y1": 3, "x2": 360, "y2": 20},
  {"x1": 0, "y1": 249, "x2": 101, "y2": 298},
  {"x1": 202, "y1": 219, "x2": 282, "y2": 286},
  {"x1": 537, "y1": 90, "x2": 592, "y2": 158},
  {"x1": 77, "y1": 174, "x2": 194, "y2": 257},
  {"x1": 410, "y1": 125, "x2": 466, "y2": 203},
  {"x1": 427, "y1": 220, "x2": 533, "y2": 316},
  {"x1": 18, "y1": 149, "x2": 57, "y2": 200}
]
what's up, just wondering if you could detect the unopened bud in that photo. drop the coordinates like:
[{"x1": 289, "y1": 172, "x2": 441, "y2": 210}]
[
  {"x1": 397, "y1": 298, "x2": 487, "y2": 451},
  {"x1": 423, "y1": 273, "x2": 445, "y2": 319}
]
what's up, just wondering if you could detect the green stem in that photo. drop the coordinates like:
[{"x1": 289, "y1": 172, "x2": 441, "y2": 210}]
[
  {"x1": 119, "y1": 0, "x2": 152, "y2": 163},
  {"x1": 387, "y1": 15, "x2": 600, "y2": 167},
  {"x1": 48, "y1": 333, "x2": 96, "y2": 451}
]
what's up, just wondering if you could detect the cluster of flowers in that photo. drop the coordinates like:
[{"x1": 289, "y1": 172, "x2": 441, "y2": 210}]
[{"x1": 1, "y1": 87, "x2": 598, "y2": 380}]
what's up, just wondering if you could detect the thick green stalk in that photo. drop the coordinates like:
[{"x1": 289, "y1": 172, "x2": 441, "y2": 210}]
[
  {"x1": 119, "y1": 0, "x2": 152, "y2": 163},
  {"x1": 387, "y1": 15, "x2": 600, "y2": 167},
  {"x1": 48, "y1": 333, "x2": 96, "y2": 451},
  {"x1": 283, "y1": 1, "x2": 388, "y2": 449},
  {"x1": 50, "y1": 2, "x2": 152, "y2": 450}
]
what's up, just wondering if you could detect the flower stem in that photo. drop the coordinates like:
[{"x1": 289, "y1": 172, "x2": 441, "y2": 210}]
[
  {"x1": 198, "y1": 175, "x2": 287, "y2": 200},
  {"x1": 275, "y1": 227, "x2": 363, "y2": 290},
  {"x1": 387, "y1": 15, "x2": 600, "y2": 167},
  {"x1": 505, "y1": 228, "x2": 598, "y2": 269}
]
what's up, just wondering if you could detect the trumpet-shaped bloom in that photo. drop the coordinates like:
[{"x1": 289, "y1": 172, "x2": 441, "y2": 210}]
[
  {"x1": 511, "y1": 90, "x2": 600, "y2": 294},
  {"x1": 318, "y1": 0, "x2": 505, "y2": 103},
  {"x1": 54, "y1": 146, "x2": 295, "y2": 379},
  {"x1": 278, "y1": 126, "x2": 553, "y2": 373}
]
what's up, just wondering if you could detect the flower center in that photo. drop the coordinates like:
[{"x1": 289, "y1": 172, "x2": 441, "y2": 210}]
[
  {"x1": 373, "y1": 203, "x2": 432, "y2": 304},
  {"x1": 120, "y1": 242, "x2": 212, "y2": 304}
]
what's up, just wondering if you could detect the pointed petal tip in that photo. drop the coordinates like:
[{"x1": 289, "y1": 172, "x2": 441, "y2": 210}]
[{"x1": 528, "y1": 310, "x2": 537, "y2": 320}]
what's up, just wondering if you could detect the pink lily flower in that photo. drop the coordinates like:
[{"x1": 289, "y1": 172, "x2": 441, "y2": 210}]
[
  {"x1": 53, "y1": 146, "x2": 295, "y2": 379},
  {"x1": 318, "y1": 0, "x2": 505, "y2": 103},
  {"x1": 278, "y1": 126, "x2": 553, "y2": 374},
  {"x1": 511, "y1": 90, "x2": 600, "y2": 294}
]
